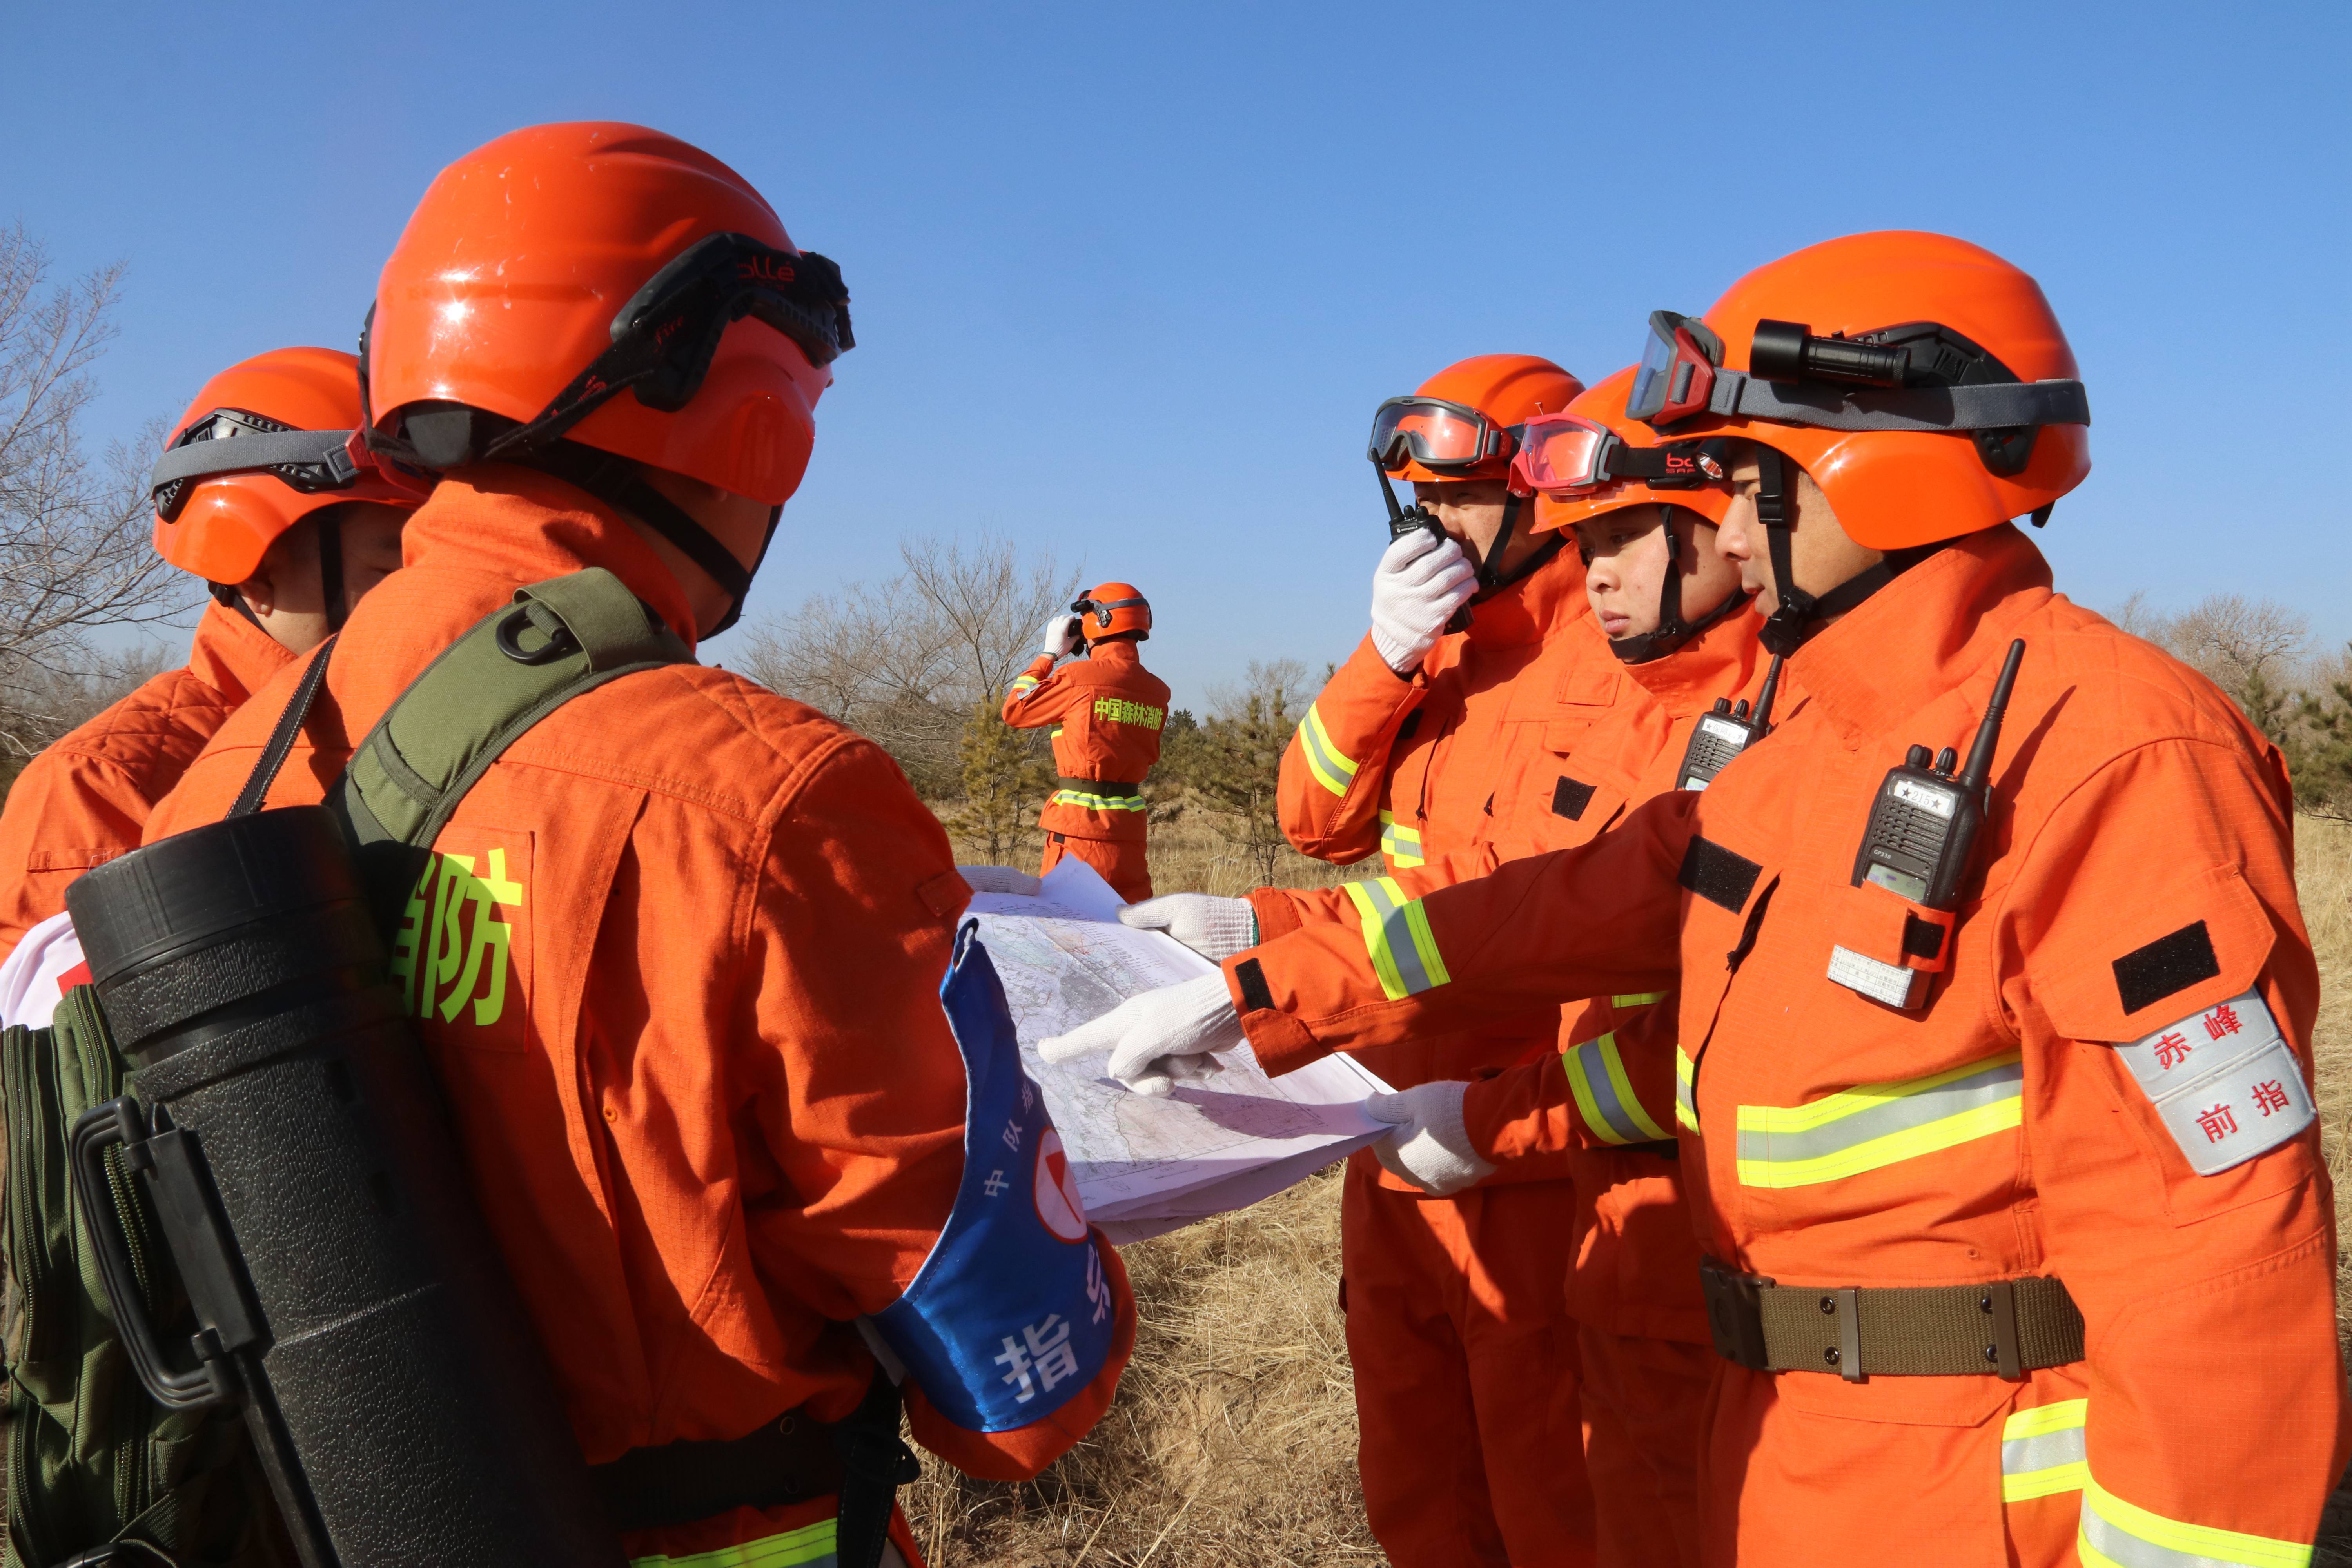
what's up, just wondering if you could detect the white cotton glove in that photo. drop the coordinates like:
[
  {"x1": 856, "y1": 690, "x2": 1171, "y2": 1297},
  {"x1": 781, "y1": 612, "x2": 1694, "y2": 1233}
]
[
  {"x1": 959, "y1": 865, "x2": 1043, "y2": 897},
  {"x1": 1118, "y1": 895, "x2": 1258, "y2": 963},
  {"x1": 1365, "y1": 1080, "x2": 1495, "y2": 1196},
  {"x1": 1040, "y1": 613, "x2": 1081, "y2": 660},
  {"x1": 1038, "y1": 973, "x2": 1245, "y2": 1097},
  {"x1": 1369, "y1": 528, "x2": 1478, "y2": 674}
]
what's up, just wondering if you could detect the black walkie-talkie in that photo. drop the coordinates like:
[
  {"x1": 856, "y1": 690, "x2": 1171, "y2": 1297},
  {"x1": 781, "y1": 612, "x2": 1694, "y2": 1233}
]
[
  {"x1": 1375, "y1": 458, "x2": 1470, "y2": 633},
  {"x1": 1830, "y1": 640, "x2": 2025, "y2": 1009},
  {"x1": 1677, "y1": 656, "x2": 1782, "y2": 791},
  {"x1": 1849, "y1": 639, "x2": 2024, "y2": 907}
]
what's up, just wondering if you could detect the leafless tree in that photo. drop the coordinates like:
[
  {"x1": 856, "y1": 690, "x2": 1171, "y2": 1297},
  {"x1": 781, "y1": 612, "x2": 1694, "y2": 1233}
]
[
  {"x1": 736, "y1": 535, "x2": 1080, "y2": 797},
  {"x1": 0, "y1": 222, "x2": 187, "y2": 760}
]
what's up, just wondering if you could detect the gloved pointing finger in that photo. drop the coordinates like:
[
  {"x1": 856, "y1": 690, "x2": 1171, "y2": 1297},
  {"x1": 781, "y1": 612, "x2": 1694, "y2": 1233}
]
[
  {"x1": 1364, "y1": 1081, "x2": 1496, "y2": 1196},
  {"x1": 1037, "y1": 973, "x2": 1245, "y2": 1097},
  {"x1": 1118, "y1": 894, "x2": 1259, "y2": 962}
]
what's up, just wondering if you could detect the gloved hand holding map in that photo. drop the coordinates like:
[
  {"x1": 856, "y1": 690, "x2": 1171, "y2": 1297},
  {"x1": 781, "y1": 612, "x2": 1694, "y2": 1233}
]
[{"x1": 962, "y1": 858, "x2": 1393, "y2": 1244}]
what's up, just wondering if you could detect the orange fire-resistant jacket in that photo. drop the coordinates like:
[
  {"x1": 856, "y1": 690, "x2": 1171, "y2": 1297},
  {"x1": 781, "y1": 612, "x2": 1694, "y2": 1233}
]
[
  {"x1": 1269, "y1": 547, "x2": 1606, "y2": 1188},
  {"x1": 1001, "y1": 639, "x2": 1169, "y2": 843},
  {"x1": 1225, "y1": 525, "x2": 2349, "y2": 1561},
  {"x1": 0, "y1": 600, "x2": 291, "y2": 963},
  {"x1": 1261, "y1": 597, "x2": 1773, "y2": 1339},
  {"x1": 143, "y1": 468, "x2": 1135, "y2": 1564}
]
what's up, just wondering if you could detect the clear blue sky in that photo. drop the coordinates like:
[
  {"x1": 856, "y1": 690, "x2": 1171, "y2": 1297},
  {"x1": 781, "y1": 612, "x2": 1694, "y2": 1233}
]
[{"x1": 7, "y1": 0, "x2": 2346, "y2": 710}]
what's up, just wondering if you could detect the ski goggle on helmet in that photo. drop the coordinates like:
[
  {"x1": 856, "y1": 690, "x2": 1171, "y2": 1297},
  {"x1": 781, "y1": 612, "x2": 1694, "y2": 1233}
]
[
  {"x1": 1366, "y1": 396, "x2": 1522, "y2": 476},
  {"x1": 1511, "y1": 412, "x2": 1726, "y2": 497}
]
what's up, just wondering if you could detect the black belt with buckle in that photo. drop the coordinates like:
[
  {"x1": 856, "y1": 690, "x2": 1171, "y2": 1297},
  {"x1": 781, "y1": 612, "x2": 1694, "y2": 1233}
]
[
  {"x1": 1697, "y1": 1257, "x2": 2085, "y2": 1382},
  {"x1": 1055, "y1": 777, "x2": 1140, "y2": 797}
]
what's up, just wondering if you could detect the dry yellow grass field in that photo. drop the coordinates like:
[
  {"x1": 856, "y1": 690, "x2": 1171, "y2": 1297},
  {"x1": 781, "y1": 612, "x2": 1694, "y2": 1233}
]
[{"x1": 917, "y1": 813, "x2": 2352, "y2": 1566}]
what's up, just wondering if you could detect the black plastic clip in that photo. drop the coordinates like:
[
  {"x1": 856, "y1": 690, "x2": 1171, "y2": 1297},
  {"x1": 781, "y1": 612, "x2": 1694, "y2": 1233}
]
[
  {"x1": 1981, "y1": 1278, "x2": 2023, "y2": 1380},
  {"x1": 494, "y1": 602, "x2": 580, "y2": 666}
]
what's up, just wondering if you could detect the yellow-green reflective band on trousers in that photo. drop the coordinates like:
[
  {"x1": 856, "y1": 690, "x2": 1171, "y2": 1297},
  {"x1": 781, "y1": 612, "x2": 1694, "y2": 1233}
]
[
  {"x1": 1734, "y1": 1051, "x2": 2023, "y2": 1188},
  {"x1": 630, "y1": 1517, "x2": 839, "y2": 1568},
  {"x1": 2079, "y1": 1474, "x2": 2312, "y2": 1568},
  {"x1": 1562, "y1": 1032, "x2": 1670, "y2": 1145},
  {"x1": 1613, "y1": 991, "x2": 1668, "y2": 1007},
  {"x1": 1378, "y1": 811, "x2": 1425, "y2": 868},
  {"x1": 1342, "y1": 876, "x2": 1450, "y2": 1000},
  {"x1": 1296, "y1": 704, "x2": 1358, "y2": 797},
  {"x1": 1676, "y1": 1048, "x2": 1699, "y2": 1131},
  {"x1": 2001, "y1": 1399, "x2": 2087, "y2": 1502},
  {"x1": 1050, "y1": 789, "x2": 1147, "y2": 812}
]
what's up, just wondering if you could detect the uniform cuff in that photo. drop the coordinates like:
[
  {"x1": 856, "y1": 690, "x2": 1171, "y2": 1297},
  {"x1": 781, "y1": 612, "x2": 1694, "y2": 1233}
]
[{"x1": 1246, "y1": 888, "x2": 1305, "y2": 943}]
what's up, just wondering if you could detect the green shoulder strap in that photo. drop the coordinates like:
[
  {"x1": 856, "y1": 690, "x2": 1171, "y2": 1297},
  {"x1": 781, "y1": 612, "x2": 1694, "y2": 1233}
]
[{"x1": 324, "y1": 568, "x2": 691, "y2": 926}]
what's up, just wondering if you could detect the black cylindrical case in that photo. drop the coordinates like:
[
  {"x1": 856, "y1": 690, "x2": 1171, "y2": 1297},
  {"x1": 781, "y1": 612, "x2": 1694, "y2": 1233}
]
[{"x1": 68, "y1": 806, "x2": 620, "y2": 1568}]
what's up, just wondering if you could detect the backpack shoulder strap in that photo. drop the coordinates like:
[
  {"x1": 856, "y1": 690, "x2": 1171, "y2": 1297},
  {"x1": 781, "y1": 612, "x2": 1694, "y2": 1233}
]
[{"x1": 329, "y1": 568, "x2": 691, "y2": 862}]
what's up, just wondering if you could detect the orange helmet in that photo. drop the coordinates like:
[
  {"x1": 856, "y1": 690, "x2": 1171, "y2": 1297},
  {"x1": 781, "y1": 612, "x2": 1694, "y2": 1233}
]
[
  {"x1": 1521, "y1": 367, "x2": 1733, "y2": 535},
  {"x1": 1625, "y1": 231, "x2": 2088, "y2": 550},
  {"x1": 150, "y1": 346, "x2": 423, "y2": 586},
  {"x1": 1072, "y1": 582, "x2": 1151, "y2": 642},
  {"x1": 363, "y1": 121, "x2": 854, "y2": 632},
  {"x1": 1368, "y1": 354, "x2": 1584, "y2": 485},
  {"x1": 1519, "y1": 368, "x2": 1748, "y2": 665}
]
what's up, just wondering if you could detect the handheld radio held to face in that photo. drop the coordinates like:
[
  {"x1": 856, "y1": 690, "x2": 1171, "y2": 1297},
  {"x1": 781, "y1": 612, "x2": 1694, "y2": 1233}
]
[
  {"x1": 1829, "y1": 639, "x2": 2025, "y2": 1009},
  {"x1": 1375, "y1": 458, "x2": 1444, "y2": 544},
  {"x1": 1677, "y1": 656, "x2": 1782, "y2": 791}
]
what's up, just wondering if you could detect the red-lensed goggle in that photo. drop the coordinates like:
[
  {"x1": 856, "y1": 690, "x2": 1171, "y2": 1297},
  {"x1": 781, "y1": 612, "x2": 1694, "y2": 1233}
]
[
  {"x1": 1367, "y1": 396, "x2": 1521, "y2": 474},
  {"x1": 1510, "y1": 411, "x2": 1724, "y2": 496}
]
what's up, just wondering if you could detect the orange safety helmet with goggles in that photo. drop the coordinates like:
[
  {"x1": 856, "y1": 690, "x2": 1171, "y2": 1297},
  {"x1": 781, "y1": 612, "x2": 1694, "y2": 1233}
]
[
  {"x1": 1367, "y1": 353, "x2": 1584, "y2": 601},
  {"x1": 1070, "y1": 582, "x2": 1151, "y2": 642},
  {"x1": 1517, "y1": 366, "x2": 1747, "y2": 666},
  {"x1": 358, "y1": 121, "x2": 854, "y2": 634},
  {"x1": 1617, "y1": 230, "x2": 2090, "y2": 654},
  {"x1": 150, "y1": 346, "x2": 424, "y2": 626}
]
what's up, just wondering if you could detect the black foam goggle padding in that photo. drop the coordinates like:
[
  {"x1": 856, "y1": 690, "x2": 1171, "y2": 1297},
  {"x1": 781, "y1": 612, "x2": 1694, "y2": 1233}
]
[{"x1": 483, "y1": 233, "x2": 854, "y2": 465}]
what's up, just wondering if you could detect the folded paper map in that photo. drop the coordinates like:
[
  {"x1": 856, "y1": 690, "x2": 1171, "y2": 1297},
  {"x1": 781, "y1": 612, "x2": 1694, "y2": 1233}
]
[{"x1": 964, "y1": 859, "x2": 1392, "y2": 1244}]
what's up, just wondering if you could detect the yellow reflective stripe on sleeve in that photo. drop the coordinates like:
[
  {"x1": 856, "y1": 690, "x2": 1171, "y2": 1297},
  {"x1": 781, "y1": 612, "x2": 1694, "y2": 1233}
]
[
  {"x1": 1612, "y1": 991, "x2": 1668, "y2": 1007},
  {"x1": 1009, "y1": 674, "x2": 1041, "y2": 699},
  {"x1": 1561, "y1": 1032, "x2": 1671, "y2": 1145},
  {"x1": 1049, "y1": 789, "x2": 1149, "y2": 812},
  {"x1": 630, "y1": 1517, "x2": 838, "y2": 1568},
  {"x1": 1378, "y1": 811, "x2": 1425, "y2": 869},
  {"x1": 1341, "y1": 876, "x2": 1451, "y2": 1000},
  {"x1": 1296, "y1": 703, "x2": 1358, "y2": 797},
  {"x1": 2079, "y1": 1473, "x2": 2311, "y2": 1568},
  {"x1": 1675, "y1": 1047, "x2": 1699, "y2": 1131},
  {"x1": 1734, "y1": 1051, "x2": 2023, "y2": 1188},
  {"x1": 2000, "y1": 1399, "x2": 2087, "y2": 1503}
]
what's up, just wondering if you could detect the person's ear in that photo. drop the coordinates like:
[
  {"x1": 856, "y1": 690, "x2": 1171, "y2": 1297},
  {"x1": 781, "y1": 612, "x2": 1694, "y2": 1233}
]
[{"x1": 236, "y1": 558, "x2": 281, "y2": 617}]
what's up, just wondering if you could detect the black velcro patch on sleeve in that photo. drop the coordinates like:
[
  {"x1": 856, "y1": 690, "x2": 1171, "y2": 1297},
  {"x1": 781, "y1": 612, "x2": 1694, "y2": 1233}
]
[
  {"x1": 2112, "y1": 921, "x2": 2220, "y2": 1016},
  {"x1": 1678, "y1": 835, "x2": 1761, "y2": 914},
  {"x1": 1901, "y1": 915, "x2": 1946, "y2": 962},
  {"x1": 1234, "y1": 958, "x2": 1275, "y2": 1014},
  {"x1": 1551, "y1": 776, "x2": 1597, "y2": 820}
]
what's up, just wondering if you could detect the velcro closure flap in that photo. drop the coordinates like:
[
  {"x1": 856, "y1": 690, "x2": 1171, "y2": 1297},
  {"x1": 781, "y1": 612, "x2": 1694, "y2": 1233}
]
[
  {"x1": 2034, "y1": 866, "x2": 2274, "y2": 1044},
  {"x1": 1829, "y1": 879, "x2": 1955, "y2": 976},
  {"x1": 1555, "y1": 663, "x2": 1622, "y2": 708}
]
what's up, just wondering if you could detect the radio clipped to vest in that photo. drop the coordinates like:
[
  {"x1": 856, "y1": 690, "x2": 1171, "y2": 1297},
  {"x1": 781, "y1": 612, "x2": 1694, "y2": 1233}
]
[
  {"x1": 1829, "y1": 639, "x2": 2025, "y2": 1009},
  {"x1": 1677, "y1": 656, "x2": 1783, "y2": 792}
]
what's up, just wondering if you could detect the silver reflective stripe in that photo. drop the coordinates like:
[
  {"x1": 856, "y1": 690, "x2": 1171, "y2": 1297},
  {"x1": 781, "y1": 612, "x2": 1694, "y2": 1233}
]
[
  {"x1": 1296, "y1": 704, "x2": 1357, "y2": 797},
  {"x1": 2078, "y1": 1475, "x2": 2312, "y2": 1568},
  {"x1": 1734, "y1": 1053, "x2": 2024, "y2": 1188},
  {"x1": 1342, "y1": 875, "x2": 1450, "y2": 1000},
  {"x1": 1564, "y1": 1034, "x2": 1670, "y2": 1145},
  {"x1": 2000, "y1": 1399, "x2": 2087, "y2": 1503}
]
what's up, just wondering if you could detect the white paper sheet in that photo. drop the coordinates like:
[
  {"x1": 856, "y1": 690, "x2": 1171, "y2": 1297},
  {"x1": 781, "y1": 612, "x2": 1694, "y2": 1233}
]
[{"x1": 965, "y1": 858, "x2": 1388, "y2": 1238}]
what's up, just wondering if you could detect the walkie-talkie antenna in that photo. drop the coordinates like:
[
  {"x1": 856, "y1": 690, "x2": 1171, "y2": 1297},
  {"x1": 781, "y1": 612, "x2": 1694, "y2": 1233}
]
[
  {"x1": 1375, "y1": 457, "x2": 1407, "y2": 526},
  {"x1": 1746, "y1": 655, "x2": 1785, "y2": 739},
  {"x1": 1956, "y1": 640, "x2": 2026, "y2": 793}
]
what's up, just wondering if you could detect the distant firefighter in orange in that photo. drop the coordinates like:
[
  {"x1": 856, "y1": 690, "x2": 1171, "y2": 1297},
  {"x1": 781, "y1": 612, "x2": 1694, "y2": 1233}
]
[{"x1": 1002, "y1": 583, "x2": 1169, "y2": 900}]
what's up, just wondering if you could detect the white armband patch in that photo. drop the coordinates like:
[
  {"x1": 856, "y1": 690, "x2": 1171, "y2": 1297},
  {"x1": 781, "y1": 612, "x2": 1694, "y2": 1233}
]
[{"x1": 2112, "y1": 991, "x2": 2312, "y2": 1175}]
